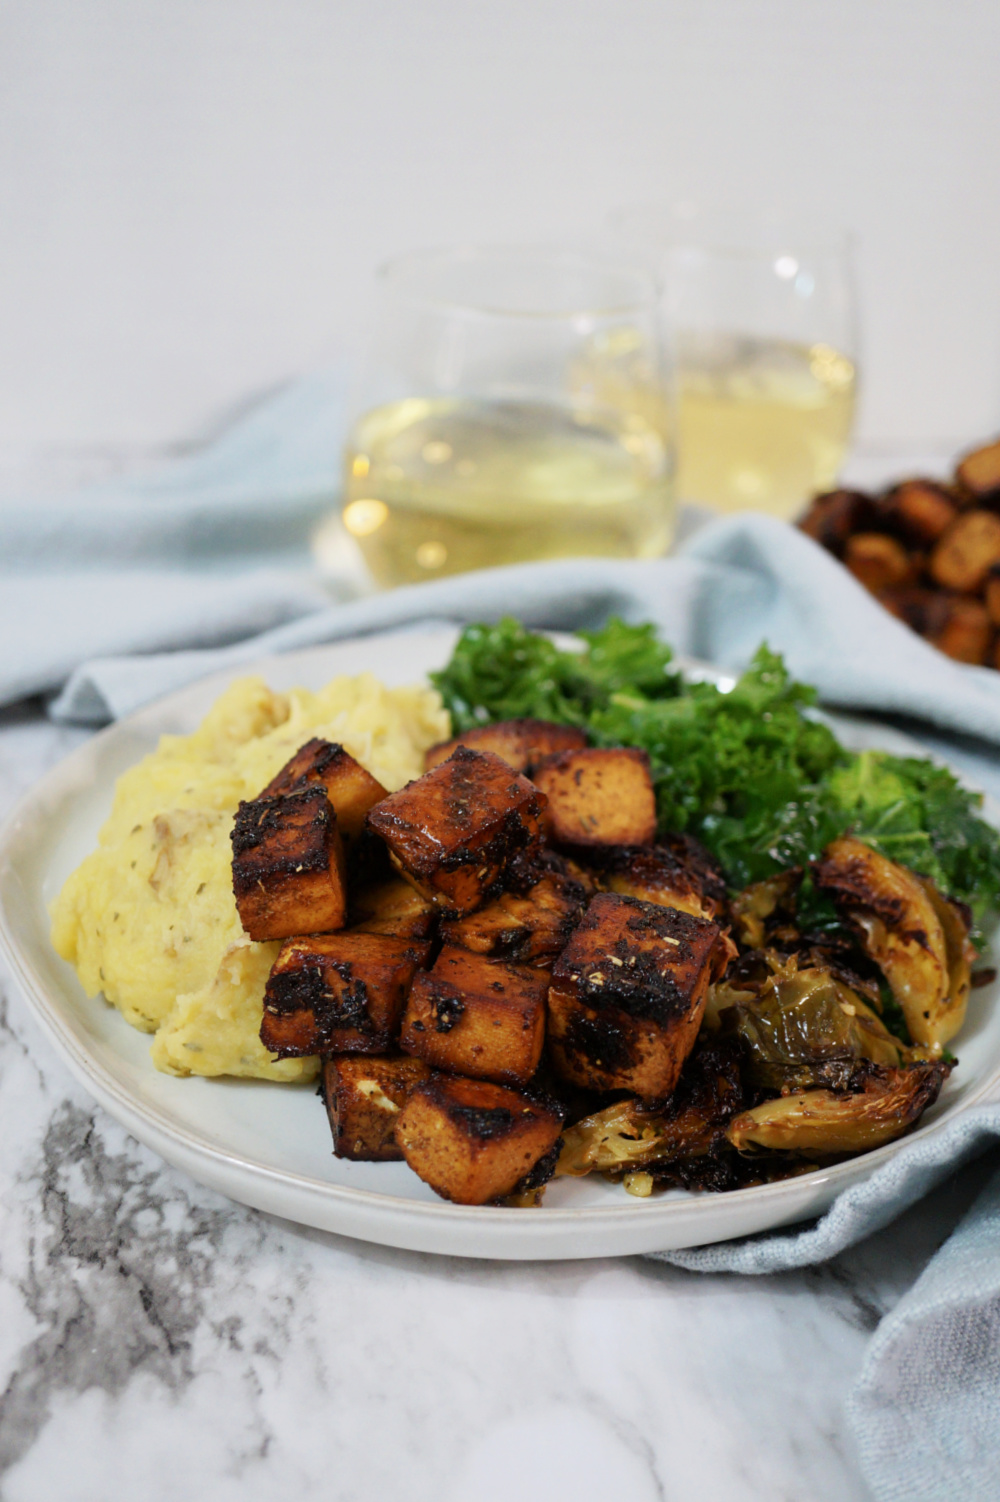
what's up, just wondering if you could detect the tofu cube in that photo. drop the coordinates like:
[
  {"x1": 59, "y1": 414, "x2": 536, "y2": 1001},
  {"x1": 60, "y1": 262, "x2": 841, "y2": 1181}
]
[
  {"x1": 321, "y1": 1054, "x2": 432, "y2": 1160},
  {"x1": 424, "y1": 719, "x2": 588, "y2": 773},
  {"x1": 231, "y1": 786, "x2": 347, "y2": 941},
  {"x1": 395, "y1": 1073, "x2": 564, "y2": 1204},
  {"x1": 547, "y1": 892, "x2": 730, "y2": 1098},
  {"x1": 530, "y1": 747, "x2": 657, "y2": 848},
  {"x1": 930, "y1": 510, "x2": 1000, "y2": 593},
  {"x1": 261, "y1": 931, "x2": 430, "y2": 1056},
  {"x1": 260, "y1": 738, "x2": 388, "y2": 858},
  {"x1": 349, "y1": 876, "x2": 438, "y2": 940},
  {"x1": 957, "y1": 439, "x2": 1000, "y2": 505},
  {"x1": 366, "y1": 747, "x2": 545, "y2": 917},
  {"x1": 441, "y1": 865, "x2": 586, "y2": 966},
  {"x1": 400, "y1": 945, "x2": 547, "y2": 1085},
  {"x1": 596, "y1": 841, "x2": 726, "y2": 920}
]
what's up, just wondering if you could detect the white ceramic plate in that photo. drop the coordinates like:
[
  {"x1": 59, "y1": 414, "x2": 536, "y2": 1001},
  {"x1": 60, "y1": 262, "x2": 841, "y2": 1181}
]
[{"x1": 1, "y1": 625, "x2": 998, "y2": 1260}]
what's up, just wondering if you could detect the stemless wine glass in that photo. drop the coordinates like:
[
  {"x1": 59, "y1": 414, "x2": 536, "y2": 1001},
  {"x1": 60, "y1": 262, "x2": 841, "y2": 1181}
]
[
  {"x1": 611, "y1": 205, "x2": 859, "y2": 519},
  {"x1": 336, "y1": 246, "x2": 675, "y2": 588}
]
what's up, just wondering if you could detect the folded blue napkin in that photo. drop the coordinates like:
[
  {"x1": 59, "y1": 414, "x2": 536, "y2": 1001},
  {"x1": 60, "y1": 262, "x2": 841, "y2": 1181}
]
[{"x1": 6, "y1": 372, "x2": 1000, "y2": 1502}]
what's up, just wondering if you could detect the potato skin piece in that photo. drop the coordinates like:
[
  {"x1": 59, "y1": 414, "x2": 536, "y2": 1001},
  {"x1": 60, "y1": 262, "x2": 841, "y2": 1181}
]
[
  {"x1": 231, "y1": 787, "x2": 347, "y2": 941},
  {"x1": 400, "y1": 945, "x2": 548, "y2": 1085},
  {"x1": 531, "y1": 747, "x2": 657, "y2": 848},
  {"x1": 322, "y1": 1054, "x2": 432, "y2": 1161},
  {"x1": 424, "y1": 719, "x2": 588, "y2": 773},
  {"x1": 395, "y1": 1073, "x2": 564, "y2": 1204},
  {"x1": 547, "y1": 893, "x2": 732, "y2": 1097},
  {"x1": 261, "y1": 932, "x2": 430, "y2": 1057},
  {"x1": 366, "y1": 747, "x2": 545, "y2": 917}
]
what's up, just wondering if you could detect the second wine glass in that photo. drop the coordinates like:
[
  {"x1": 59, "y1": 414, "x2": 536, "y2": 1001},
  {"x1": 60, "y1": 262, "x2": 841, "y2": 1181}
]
[{"x1": 340, "y1": 246, "x2": 675, "y2": 588}]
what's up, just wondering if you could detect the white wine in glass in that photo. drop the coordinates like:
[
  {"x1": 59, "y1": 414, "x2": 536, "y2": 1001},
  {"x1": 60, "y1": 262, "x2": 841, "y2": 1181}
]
[
  {"x1": 338, "y1": 248, "x2": 675, "y2": 588},
  {"x1": 611, "y1": 207, "x2": 859, "y2": 520}
]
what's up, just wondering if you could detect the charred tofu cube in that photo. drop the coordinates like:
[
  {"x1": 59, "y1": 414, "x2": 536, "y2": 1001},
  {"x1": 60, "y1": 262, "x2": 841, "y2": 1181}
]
[
  {"x1": 844, "y1": 533, "x2": 916, "y2": 593},
  {"x1": 261, "y1": 932, "x2": 430, "y2": 1056},
  {"x1": 547, "y1": 892, "x2": 731, "y2": 1098},
  {"x1": 424, "y1": 719, "x2": 588, "y2": 773},
  {"x1": 930, "y1": 510, "x2": 1000, "y2": 593},
  {"x1": 232, "y1": 786, "x2": 347, "y2": 941},
  {"x1": 882, "y1": 480, "x2": 958, "y2": 545},
  {"x1": 596, "y1": 843, "x2": 726, "y2": 920},
  {"x1": 956, "y1": 439, "x2": 1000, "y2": 506},
  {"x1": 440, "y1": 863, "x2": 587, "y2": 965},
  {"x1": 260, "y1": 738, "x2": 388, "y2": 855},
  {"x1": 395, "y1": 1073, "x2": 564, "y2": 1204},
  {"x1": 798, "y1": 488, "x2": 877, "y2": 556},
  {"x1": 400, "y1": 945, "x2": 547, "y2": 1085},
  {"x1": 348, "y1": 876, "x2": 438, "y2": 940},
  {"x1": 531, "y1": 747, "x2": 657, "y2": 848},
  {"x1": 321, "y1": 1054, "x2": 432, "y2": 1160},
  {"x1": 366, "y1": 747, "x2": 545, "y2": 917}
]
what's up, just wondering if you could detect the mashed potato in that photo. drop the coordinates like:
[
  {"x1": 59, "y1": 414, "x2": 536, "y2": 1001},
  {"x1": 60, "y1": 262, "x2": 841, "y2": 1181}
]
[{"x1": 51, "y1": 672, "x2": 449, "y2": 1082}]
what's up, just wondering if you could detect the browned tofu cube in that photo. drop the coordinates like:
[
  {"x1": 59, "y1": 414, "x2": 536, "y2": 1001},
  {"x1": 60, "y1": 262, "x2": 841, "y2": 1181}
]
[
  {"x1": 986, "y1": 566, "x2": 1000, "y2": 627},
  {"x1": 366, "y1": 747, "x2": 545, "y2": 917},
  {"x1": 595, "y1": 842, "x2": 726, "y2": 920},
  {"x1": 930, "y1": 597, "x2": 993, "y2": 665},
  {"x1": 876, "y1": 587, "x2": 993, "y2": 663},
  {"x1": 798, "y1": 488, "x2": 876, "y2": 556},
  {"x1": 260, "y1": 738, "x2": 388, "y2": 852},
  {"x1": 531, "y1": 747, "x2": 657, "y2": 848},
  {"x1": 348, "y1": 876, "x2": 438, "y2": 940},
  {"x1": 400, "y1": 945, "x2": 547, "y2": 1085},
  {"x1": 321, "y1": 1054, "x2": 432, "y2": 1160},
  {"x1": 956, "y1": 439, "x2": 1000, "y2": 506},
  {"x1": 424, "y1": 719, "x2": 588, "y2": 773},
  {"x1": 395, "y1": 1073, "x2": 564, "y2": 1204},
  {"x1": 844, "y1": 533, "x2": 916, "y2": 593},
  {"x1": 440, "y1": 862, "x2": 587, "y2": 965},
  {"x1": 231, "y1": 786, "x2": 347, "y2": 941},
  {"x1": 261, "y1": 931, "x2": 430, "y2": 1056},
  {"x1": 930, "y1": 510, "x2": 1000, "y2": 593},
  {"x1": 547, "y1": 893, "x2": 731, "y2": 1098},
  {"x1": 882, "y1": 481, "x2": 958, "y2": 545}
]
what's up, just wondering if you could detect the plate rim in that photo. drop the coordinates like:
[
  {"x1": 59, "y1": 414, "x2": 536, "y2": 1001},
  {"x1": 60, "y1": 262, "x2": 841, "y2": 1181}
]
[{"x1": 2, "y1": 628, "x2": 998, "y2": 1257}]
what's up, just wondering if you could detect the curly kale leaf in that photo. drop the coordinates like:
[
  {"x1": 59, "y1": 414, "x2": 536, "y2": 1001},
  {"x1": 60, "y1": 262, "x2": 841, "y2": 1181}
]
[{"x1": 431, "y1": 620, "x2": 1000, "y2": 930}]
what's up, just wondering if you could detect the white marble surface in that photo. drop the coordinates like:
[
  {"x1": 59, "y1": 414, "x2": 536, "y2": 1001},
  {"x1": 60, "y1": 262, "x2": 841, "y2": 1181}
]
[{"x1": 0, "y1": 702, "x2": 997, "y2": 1502}]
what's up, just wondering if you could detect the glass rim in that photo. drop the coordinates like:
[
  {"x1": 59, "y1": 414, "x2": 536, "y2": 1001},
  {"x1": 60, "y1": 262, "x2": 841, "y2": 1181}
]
[
  {"x1": 609, "y1": 202, "x2": 856, "y2": 261},
  {"x1": 376, "y1": 243, "x2": 659, "y2": 320}
]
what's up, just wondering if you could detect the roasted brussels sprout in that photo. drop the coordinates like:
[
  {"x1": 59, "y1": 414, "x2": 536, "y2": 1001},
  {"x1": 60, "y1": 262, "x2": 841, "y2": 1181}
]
[
  {"x1": 721, "y1": 952, "x2": 908, "y2": 1092},
  {"x1": 726, "y1": 1060, "x2": 951, "y2": 1156},
  {"x1": 556, "y1": 1039, "x2": 744, "y2": 1177},
  {"x1": 731, "y1": 870, "x2": 802, "y2": 950},
  {"x1": 814, "y1": 837, "x2": 975, "y2": 1052}
]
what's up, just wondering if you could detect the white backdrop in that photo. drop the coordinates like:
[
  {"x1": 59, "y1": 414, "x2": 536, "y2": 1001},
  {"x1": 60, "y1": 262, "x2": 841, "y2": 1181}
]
[{"x1": 0, "y1": 0, "x2": 998, "y2": 452}]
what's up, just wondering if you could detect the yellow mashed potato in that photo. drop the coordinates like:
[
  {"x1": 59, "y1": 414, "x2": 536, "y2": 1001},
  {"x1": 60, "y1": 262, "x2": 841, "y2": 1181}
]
[{"x1": 51, "y1": 672, "x2": 449, "y2": 1082}]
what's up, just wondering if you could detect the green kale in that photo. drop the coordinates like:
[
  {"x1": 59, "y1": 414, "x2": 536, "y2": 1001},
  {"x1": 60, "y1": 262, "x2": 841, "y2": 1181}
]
[{"x1": 431, "y1": 619, "x2": 1000, "y2": 934}]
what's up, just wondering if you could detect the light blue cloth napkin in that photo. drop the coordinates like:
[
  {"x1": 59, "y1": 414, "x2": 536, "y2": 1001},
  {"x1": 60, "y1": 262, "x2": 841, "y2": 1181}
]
[
  {"x1": 0, "y1": 369, "x2": 350, "y2": 703},
  {"x1": 7, "y1": 373, "x2": 1000, "y2": 1502}
]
